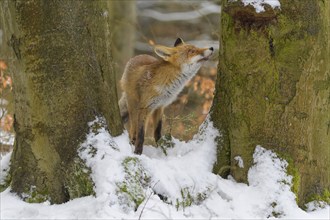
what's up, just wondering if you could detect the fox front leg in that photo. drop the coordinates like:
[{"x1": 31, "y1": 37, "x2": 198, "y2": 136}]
[{"x1": 134, "y1": 124, "x2": 144, "y2": 154}]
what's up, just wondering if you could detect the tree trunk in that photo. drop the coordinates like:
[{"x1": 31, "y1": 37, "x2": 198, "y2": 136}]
[
  {"x1": 211, "y1": 0, "x2": 329, "y2": 206},
  {"x1": 1, "y1": 0, "x2": 123, "y2": 204}
]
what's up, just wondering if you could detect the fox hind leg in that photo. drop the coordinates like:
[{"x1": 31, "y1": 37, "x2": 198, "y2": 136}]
[{"x1": 134, "y1": 108, "x2": 149, "y2": 155}]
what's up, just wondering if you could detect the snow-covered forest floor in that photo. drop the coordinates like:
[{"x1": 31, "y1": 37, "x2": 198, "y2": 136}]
[{"x1": 1, "y1": 117, "x2": 329, "y2": 219}]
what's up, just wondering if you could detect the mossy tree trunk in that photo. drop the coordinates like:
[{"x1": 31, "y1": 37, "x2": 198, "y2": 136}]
[
  {"x1": 1, "y1": 0, "x2": 123, "y2": 204},
  {"x1": 211, "y1": 0, "x2": 329, "y2": 206}
]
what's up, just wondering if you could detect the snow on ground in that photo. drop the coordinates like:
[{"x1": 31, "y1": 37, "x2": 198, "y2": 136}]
[
  {"x1": 232, "y1": 0, "x2": 281, "y2": 13},
  {"x1": 0, "y1": 130, "x2": 15, "y2": 147},
  {"x1": 1, "y1": 117, "x2": 329, "y2": 219},
  {"x1": 0, "y1": 151, "x2": 11, "y2": 185}
]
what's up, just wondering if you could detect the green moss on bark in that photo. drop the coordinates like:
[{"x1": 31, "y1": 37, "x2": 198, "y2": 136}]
[
  {"x1": 64, "y1": 158, "x2": 95, "y2": 199},
  {"x1": 23, "y1": 186, "x2": 49, "y2": 203},
  {"x1": 276, "y1": 152, "x2": 301, "y2": 202},
  {"x1": 306, "y1": 190, "x2": 330, "y2": 205},
  {"x1": 213, "y1": 0, "x2": 330, "y2": 206}
]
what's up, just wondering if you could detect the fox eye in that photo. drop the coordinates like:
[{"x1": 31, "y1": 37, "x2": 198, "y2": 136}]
[{"x1": 188, "y1": 49, "x2": 196, "y2": 54}]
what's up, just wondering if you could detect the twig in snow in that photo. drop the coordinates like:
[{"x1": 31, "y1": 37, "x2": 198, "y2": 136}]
[{"x1": 138, "y1": 180, "x2": 160, "y2": 220}]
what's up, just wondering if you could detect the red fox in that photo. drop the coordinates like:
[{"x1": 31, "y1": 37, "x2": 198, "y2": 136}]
[{"x1": 119, "y1": 38, "x2": 213, "y2": 154}]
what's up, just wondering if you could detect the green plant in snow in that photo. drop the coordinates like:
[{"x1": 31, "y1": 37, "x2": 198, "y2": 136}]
[
  {"x1": 0, "y1": 169, "x2": 11, "y2": 192},
  {"x1": 268, "y1": 202, "x2": 283, "y2": 218},
  {"x1": 89, "y1": 117, "x2": 107, "y2": 134},
  {"x1": 117, "y1": 157, "x2": 150, "y2": 211},
  {"x1": 79, "y1": 144, "x2": 98, "y2": 157},
  {"x1": 174, "y1": 186, "x2": 212, "y2": 211},
  {"x1": 157, "y1": 133, "x2": 175, "y2": 156}
]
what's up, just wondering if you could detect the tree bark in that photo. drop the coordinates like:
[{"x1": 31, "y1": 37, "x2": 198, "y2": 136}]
[
  {"x1": 211, "y1": 0, "x2": 329, "y2": 206},
  {"x1": 1, "y1": 0, "x2": 123, "y2": 204}
]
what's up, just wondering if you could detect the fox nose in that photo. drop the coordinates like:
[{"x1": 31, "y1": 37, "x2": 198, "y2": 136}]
[{"x1": 209, "y1": 47, "x2": 214, "y2": 51}]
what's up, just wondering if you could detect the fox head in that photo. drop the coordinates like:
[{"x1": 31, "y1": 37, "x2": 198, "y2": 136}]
[{"x1": 154, "y1": 38, "x2": 214, "y2": 68}]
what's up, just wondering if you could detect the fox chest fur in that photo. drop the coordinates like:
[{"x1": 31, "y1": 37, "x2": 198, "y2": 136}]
[{"x1": 135, "y1": 59, "x2": 202, "y2": 110}]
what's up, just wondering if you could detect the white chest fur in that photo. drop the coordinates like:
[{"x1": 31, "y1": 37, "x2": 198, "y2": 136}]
[{"x1": 149, "y1": 62, "x2": 202, "y2": 109}]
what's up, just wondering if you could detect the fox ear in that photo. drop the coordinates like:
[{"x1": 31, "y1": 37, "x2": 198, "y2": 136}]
[
  {"x1": 154, "y1": 45, "x2": 173, "y2": 61},
  {"x1": 174, "y1": 38, "x2": 184, "y2": 47}
]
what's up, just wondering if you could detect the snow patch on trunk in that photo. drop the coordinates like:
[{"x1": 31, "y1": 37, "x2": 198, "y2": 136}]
[
  {"x1": 233, "y1": 0, "x2": 281, "y2": 13},
  {"x1": 234, "y1": 156, "x2": 244, "y2": 168}
]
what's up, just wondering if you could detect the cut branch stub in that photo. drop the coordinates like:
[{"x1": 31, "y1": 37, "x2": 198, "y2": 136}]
[{"x1": 224, "y1": 1, "x2": 280, "y2": 29}]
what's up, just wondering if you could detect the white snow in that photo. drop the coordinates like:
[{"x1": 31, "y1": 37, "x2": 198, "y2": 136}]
[
  {"x1": 0, "y1": 130, "x2": 15, "y2": 147},
  {"x1": 0, "y1": 116, "x2": 329, "y2": 219},
  {"x1": 0, "y1": 151, "x2": 11, "y2": 185},
  {"x1": 234, "y1": 0, "x2": 281, "y2": 13},
  {"x1": 234, "y1": 155, "x2": 244, "y2": 168}
]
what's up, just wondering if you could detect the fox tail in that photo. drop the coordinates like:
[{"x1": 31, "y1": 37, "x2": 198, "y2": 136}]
[{"x1": 118, "y1": 92, "x2": 129, "y2": 123}]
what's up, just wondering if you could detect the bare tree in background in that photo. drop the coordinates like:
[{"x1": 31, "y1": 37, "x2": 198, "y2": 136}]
[
  {"x1": 109, "y1": 0, "x2": 136, "y2": 83},
  {"x1": 211, "y1": 0, "x2": 329, "y2": 206}
]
